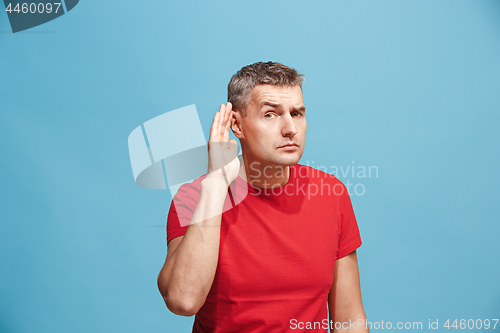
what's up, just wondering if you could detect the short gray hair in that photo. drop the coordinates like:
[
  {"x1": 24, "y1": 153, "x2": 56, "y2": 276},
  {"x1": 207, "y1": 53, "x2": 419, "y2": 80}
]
[{"x1": 228, "y1": 61, "x2": 304, "y2": 117}]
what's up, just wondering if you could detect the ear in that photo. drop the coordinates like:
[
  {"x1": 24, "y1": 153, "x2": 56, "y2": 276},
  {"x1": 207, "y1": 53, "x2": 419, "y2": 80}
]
[{"x1": 231, "y1": 109, "x2": 244, "y2": 139}]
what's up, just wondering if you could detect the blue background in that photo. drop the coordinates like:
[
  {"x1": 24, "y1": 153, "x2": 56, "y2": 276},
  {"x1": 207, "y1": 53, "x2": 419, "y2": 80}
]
[{"x1": 1, "y1": 0, "x2": 499, "y2": 332}]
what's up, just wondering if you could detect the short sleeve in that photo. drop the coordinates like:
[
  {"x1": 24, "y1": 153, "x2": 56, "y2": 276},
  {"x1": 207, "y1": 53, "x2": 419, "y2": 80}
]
[
  {"x1": 336, "y1": 184, "x2": 362, "y2": 259},
  {"x1": 166, "y1": 181, "x2": 202, "y2": 244}
]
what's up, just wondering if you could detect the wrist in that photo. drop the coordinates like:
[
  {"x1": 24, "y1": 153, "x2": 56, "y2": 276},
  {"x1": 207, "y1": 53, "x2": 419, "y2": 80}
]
[{"x1": 201, "y1": 176, "x2": 229, "y2": 192}]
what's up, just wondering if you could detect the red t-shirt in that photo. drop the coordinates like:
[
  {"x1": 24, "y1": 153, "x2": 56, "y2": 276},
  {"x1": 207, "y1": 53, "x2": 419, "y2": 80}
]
[{"x1": 166, "y1": 163, "x2": 362, "y2": 332}]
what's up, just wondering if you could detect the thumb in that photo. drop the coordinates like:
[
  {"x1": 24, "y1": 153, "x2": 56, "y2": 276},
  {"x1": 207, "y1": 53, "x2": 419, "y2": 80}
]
[
  {"x1": 229, "y1": 139, "x2": 238, "y2": 154},
  {"x1": 223, "y1": 139, "x2": 238, "y2": 162}
]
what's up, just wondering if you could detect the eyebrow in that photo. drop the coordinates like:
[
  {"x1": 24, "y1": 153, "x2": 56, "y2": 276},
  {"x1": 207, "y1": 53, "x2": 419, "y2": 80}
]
[
  {"x1": 261, "y1": 101, "x2": 280, "y2": 108},
  {"x1": 260, "y1": 101, "x2": 306, "y2": 112}
]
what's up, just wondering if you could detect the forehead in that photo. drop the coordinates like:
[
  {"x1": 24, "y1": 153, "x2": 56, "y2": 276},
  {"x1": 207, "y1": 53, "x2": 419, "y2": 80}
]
[{"x1": 248, "y1": 84, "x2": 304, "y2": 108}]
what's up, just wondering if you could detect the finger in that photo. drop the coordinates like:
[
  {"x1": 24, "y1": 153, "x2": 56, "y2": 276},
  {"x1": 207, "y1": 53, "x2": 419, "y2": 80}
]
[
  {"x1": 223, "y1": 103, "x2": 232, "y2": 140},
  {"x1": 218, "y1": 104, "x2": 225, "y2": 139},
  {"x1": 224, "y1": 117, "x2": 231, "y2": 141},
  {"x1": 210, "y1": 111, "x2": 219, "y2": 133},
  {"x1": 209, "y1": 111, "x2": 220, "y2": 142},
  {"x1": 222, "y1": 103, "x2": 230, "y2": 139},
  {"x1": 224, "y1": 102, "x2": 232, "y2": 123}
]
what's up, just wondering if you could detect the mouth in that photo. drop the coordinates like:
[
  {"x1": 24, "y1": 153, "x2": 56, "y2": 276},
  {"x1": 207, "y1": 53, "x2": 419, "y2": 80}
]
[{"x1": 278, "y1": 144, "x2": 299, "y2": 150}]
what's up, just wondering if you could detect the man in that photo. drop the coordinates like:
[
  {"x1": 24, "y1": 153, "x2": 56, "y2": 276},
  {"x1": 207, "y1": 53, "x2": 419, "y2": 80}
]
[{"x1": 157, "y1": 61, "x2": 369, "y2": 332}]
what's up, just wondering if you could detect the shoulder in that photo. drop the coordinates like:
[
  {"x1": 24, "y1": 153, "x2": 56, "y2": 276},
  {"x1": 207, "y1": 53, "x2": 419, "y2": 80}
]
[
  {"x1": 168, "y1": 173, "x2": 209, "y2": 227},
  {"x1": 172, "y1": 173, "x2": 209, "y2": 203}
]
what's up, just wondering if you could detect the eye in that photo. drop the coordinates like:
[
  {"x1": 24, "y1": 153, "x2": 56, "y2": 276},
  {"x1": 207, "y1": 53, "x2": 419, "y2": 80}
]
[
  {"x1": 264, "y1": 113, "x2": 276, "y2": 118},
  {"x1": 292, "y1": 112, "x2": 302, "y2": 117}
]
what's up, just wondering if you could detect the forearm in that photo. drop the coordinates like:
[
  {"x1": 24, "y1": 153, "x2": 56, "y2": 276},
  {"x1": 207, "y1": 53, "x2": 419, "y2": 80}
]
[
  {"x1": 158, "y1": 177, "x2": 228, "y2": 315},
  {"x1": 330, "y1": 314, "x2": 369, "y2": 333}
]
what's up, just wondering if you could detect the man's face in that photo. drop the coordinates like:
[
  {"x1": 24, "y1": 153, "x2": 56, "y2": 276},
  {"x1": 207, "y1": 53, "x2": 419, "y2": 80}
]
[{"x1": 234, "y1": 84, "x2": 307, "y2": 167}]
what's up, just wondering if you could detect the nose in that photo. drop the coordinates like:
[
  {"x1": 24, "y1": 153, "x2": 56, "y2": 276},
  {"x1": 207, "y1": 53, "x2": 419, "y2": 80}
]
[{"x1": 281, "y1": 113, "x2": 298, "y2": 137}]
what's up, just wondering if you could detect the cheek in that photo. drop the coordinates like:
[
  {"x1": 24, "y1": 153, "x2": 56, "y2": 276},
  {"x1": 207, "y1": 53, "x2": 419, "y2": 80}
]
[
  {"x1": 253, "y1": 135, "x2": 271, "y2": 149},
  {"x1": 248, "y1": 132, "x2": 275, "y2": 152},
  {"x1": 250, "y1": 124, "x2": 273, "y2": 141},
  {"x1": 301, "y1": 122, "x2": 307, "y2": 135}
]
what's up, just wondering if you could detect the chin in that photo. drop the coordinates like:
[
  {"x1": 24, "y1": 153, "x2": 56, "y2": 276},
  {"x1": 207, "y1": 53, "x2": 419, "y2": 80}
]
[{"x1": 274, "y1": 152, "x2": 302, "y2": 166}]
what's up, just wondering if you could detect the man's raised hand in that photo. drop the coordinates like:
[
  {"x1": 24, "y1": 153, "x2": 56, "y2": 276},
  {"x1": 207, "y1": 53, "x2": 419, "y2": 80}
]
[{"x1": 206, "y1": 102, "x2": 240, "y2": 185}]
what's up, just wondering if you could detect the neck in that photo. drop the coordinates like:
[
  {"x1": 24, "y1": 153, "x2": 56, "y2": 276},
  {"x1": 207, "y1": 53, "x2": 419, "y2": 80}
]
[{"x1": 238, "y1": 154, "x2": 290, "y2": 189}]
